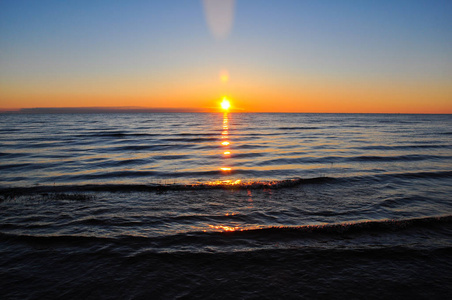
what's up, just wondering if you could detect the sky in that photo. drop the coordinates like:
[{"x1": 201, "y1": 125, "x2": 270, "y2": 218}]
[{"x1": 1, "y1": 0, "x2": 451, "y2": 113}]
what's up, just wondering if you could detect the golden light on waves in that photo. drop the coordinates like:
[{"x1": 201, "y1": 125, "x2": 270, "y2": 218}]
[{"x1": 208, "y1": 225, "x2": 241, "y2": 232}]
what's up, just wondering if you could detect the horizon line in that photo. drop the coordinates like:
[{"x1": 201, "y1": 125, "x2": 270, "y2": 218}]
[{"x1": 0, "y1": 107, "x2": 450, "y2": 115}]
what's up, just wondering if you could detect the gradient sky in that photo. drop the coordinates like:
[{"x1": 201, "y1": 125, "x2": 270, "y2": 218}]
[{"x1": 1, "y1": 0, "x2": 451, "y2": 113}]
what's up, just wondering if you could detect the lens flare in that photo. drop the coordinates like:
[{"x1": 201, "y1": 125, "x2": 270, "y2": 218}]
[
  {"x1": 202, "y1": 0, "x2": 235, "y2": 40},
  {"x1": 220, "y1": 70, "x2": 229, "y2": 83}
]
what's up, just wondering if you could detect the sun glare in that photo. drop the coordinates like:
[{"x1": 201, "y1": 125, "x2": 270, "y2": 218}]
[{"x1": 221, "y1": 98, "x2": 231, "y2": 111}]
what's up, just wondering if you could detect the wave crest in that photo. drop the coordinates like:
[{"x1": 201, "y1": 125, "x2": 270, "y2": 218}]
[{"x1": 0, "y1": 177, "x2": 332, "y2": 197}]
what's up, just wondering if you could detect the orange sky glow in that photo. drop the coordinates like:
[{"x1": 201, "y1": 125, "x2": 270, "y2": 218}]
[{"x1": 1, "y1": 1, "x2": 451, "y2": 114}]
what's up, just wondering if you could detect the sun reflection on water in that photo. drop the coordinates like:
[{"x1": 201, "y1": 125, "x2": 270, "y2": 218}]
[
  {"x1": 204, "y1": 179, "x2": 241, "y2": 186},
  {"x1": 220, "y1": 112, "x2": 233, "y2": 173},
  {"x1": 208, "y1": 225, "x2": 242, "y2": 232}
]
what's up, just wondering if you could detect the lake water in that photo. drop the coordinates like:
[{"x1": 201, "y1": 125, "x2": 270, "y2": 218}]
[{"x1": 1, "y1": 113, "x2": 451, "y2": 299}]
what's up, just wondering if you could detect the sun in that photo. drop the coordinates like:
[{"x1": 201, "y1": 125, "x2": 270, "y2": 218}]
[{"x1": 221, "y1": 97, "x2": 231, "y2": 111}]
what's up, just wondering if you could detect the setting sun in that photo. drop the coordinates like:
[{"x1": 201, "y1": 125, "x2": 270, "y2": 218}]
[{"x1": 221, "y1": 98, "x2": 231, "y2": 111}]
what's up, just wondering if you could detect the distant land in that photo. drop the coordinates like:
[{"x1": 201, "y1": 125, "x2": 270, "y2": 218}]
[{"x1": 0, "y1": 107, "x2": 207, "y2": 114}]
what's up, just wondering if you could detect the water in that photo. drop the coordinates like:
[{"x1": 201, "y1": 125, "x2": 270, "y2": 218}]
[{"x1": 1, "y1": 113, "x2": 452, "y2": 299}]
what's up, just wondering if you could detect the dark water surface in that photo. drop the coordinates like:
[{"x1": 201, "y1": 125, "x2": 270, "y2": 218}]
[{"x1": 1, "y1": 113, "x2": 451, "y2": 299}]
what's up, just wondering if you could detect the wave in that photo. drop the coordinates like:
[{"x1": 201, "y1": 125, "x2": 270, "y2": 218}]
[
  {"x1": 349, "y1": 154, "x2": 451, "y2": 162},
  {"x1": 160, "y1": 137, "x2": 219, "y2": 142},
  {"x1": 251, "y1": 154, "x2": 445, "y2": 165},
  {"x1": 1, "y1": 215, "x2": 450, "y2": 249},
  {"x1": 278, "y1": 126, "x2": 319, "y2": 130},
  {"x1": 0, "y1": 177, "x2": 333, "y2": 197},
  {"x1": 379, "y1": 170, "x2": 452, "y2": 180},
  {"x1": 231, "y1": 215, "x2": 452, "y2": 237},
  {"x1": 2, "y1": 168, "x2": 452, "y2": 196},
  {"x1": 356, "y1": 144, "x2": 451, "y2": 150},
  {"x1": 0, "y1": 152, "x2": 25, "y2": 159},
  {"x1": 328, "y1": 170, "x2": 452, "y2": 185},
  {"x1": 74, "y1": 132, "x2": 221, "y2": 139},
  {"x1": 77, "y1": 131, "x2": 143, "y2": 138}
]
